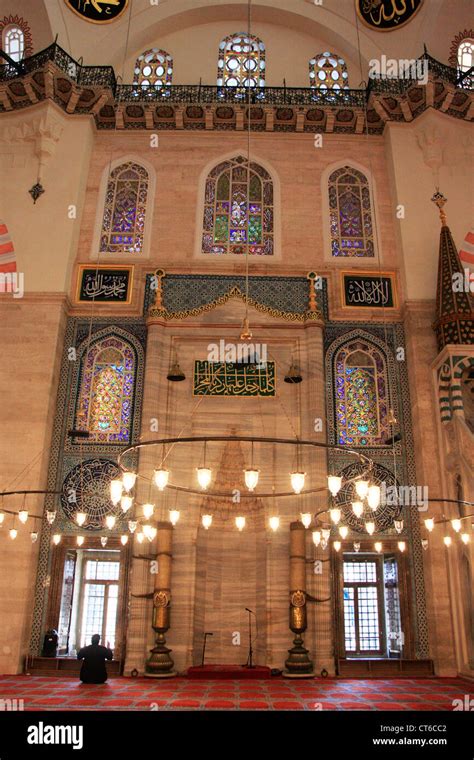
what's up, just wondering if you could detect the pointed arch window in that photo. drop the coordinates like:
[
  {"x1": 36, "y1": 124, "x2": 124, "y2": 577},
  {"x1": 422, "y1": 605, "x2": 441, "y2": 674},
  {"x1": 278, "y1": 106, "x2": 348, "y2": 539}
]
[
  {"x1": 202, "y1": 155, "x2": 273, "y2": 255},
  {"x1": 309, "y1": 52, "x2": 349, "y2": 90},
  {"x1": 329, "y1": 166, "x2": 374, "y2": 257},
  {"x1": 217, "y1": 33, "x2": 265, "y2": 88},
  {"x1": 133, "y1": 48, "x2": 173, "y2": 87},
  {"x1": 3, "y1": 25, "x2": 24, "y2": 62},
  {"x1": 334, "y1": 341, "x2": 390, "y2": 446},
  {"x1": 75, "y1": 337, "x2": 136, "y2": 444},
  {"x1": 100, "y1": 162, "x2": 149, "y2": 254}
]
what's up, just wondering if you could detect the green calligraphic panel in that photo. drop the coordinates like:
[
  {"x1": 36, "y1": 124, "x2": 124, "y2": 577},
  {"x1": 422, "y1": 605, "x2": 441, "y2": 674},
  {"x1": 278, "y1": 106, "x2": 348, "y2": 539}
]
[{"x1": 193, "y1": 361, "x2": 275, "y2": 397}]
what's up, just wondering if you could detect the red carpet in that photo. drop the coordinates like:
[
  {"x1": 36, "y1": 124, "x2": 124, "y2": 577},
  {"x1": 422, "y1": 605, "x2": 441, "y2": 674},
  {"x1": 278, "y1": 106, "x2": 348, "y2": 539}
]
[
  {"x1": 0, "y1": 675, "x2": 471, "y2": 711},
  {"x1": 187, "y1": 665, "x2": 271, "y2": 679}
]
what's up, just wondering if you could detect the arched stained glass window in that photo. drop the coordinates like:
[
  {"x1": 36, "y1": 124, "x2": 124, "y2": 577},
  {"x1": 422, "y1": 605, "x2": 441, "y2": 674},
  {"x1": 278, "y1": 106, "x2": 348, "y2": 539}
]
[
  {"x1": 217, "y1": 33, "x2": 265, "y2": 88},
  {"x1": 329, "y1": 166, "x2": 374, "y2": 257},
  {"x1": 335, "y1": 341, "x2": 390, "y2": 446},
  {"x1": 133, "y1": 48, "x2": 173, "y2": 87},
  {"x1": 309, "y1": 52, "x2": 348, "y2": 90},
  {"x1": 3, "y1": 25, "x2": 24, "y2": 62},
  {"x1": 457, "y1": 39, "x2": 474, "y2": 88},
  {"x1": 100, "y1": 161, "x2": 149, "y2": 254},
  {"x1": 202, "y1": 155, "x2": 273, "y2": 255},
  {"x1": 76, "y1": 337, "x2": 135, "y2": 444}
]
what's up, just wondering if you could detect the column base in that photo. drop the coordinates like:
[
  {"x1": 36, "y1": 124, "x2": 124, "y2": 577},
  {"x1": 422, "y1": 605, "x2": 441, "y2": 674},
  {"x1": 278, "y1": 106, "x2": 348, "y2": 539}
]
[{"x1": 283, "y1": 634, "x2": 314, "y2": 677}]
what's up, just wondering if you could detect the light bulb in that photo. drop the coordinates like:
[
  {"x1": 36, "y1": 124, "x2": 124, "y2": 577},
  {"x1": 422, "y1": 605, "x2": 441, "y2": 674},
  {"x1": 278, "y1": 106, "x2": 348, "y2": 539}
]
[
  {"x1": 352, "y1": 501, "x2": 364, "y2": 518},
  {"x1": 397, "y1": 541, "x2": 406, "y2": 552},
  {"x1": 76, "y1": 512, "x2": 87, "y2": 527},
  {"x1": 197, "y1": 467, "x2": 212, "y2": 490},
  {"x1": 154, "y1": 468, "x2": 169, "y2": 491},
  {"x1": 0, "y1": 511, "x2": 5, "y2": 526},
  {"x1": 339, "y1": 525, "x2": 349, "y2": 539},
  {"x1": 120, "y1": 534, "x2": 129, "y2": 546},
  {"x1": 30, "y1": 532, "x2": 38, "y2": 543},
  {"x1": 424, "y1": 518, "x2": 435, "y2": 532},
  {"x1": 367, "y1": 485, "x2": 381, "y2": 510},
  {"x1": 333, "y1": 541, "x2": 341, "y2": 552},
  {"x1": 128, "y1": 520, "x2": 137, "y2": 534},
  {"x1": 355, "y1": 480, "x2": 369, "y2": 500},
  {"x1": 269, "y1": 516, "x2": 280, "y2": 532},
  {"x1": 52, "y1": 534, "x2": 61, "y2": 545},
  {"x1": 394, "y1": 519, "x2": 404, "y2": 534},
  {"x1": 321, "y1": 538, "x2": 328, "y2": 550},
  {"x1": 374, "y1": 541, "x2": 383, "y2": 553},
  {"x1": 18, "y1": 510, "x2": 28, "y2": 524},
  {"x1": 301, "y1": 513, "x2": 312, "y2": 529},
  {"x1": 327, "y1": 475, "x2": 342, "y2": 496},
  {"x1": 365, "y1": 521, "x2": 375, "y2": 535},
  {"x1": 443, "y1": 536, "x2": 452, "y2": 547},
  {"x1": 100, "y1": 536, "x2": 108, "y2": 548},
  {"x1": 461, "y1": 533, "x2": 470, "y2": 545},
  {"x1": 76, "y1": 536, "x2": 85, "y2": 547},
  {"x1": 451, "y1": 519, "x2": 462, "y2": 533},
  {"x1": 110, "y1": 479, "x2": 123, "y2": 505},
  {"x1": 312, "y1": 530, "x2": 321, "y2": 546},
  {"x1": 235, "y1": 516, "x2": 246, "y2": 531},
  {"x1": 136, "y1": 531, "x2": 144, "y2": 544},
  {"x1": 421, "y1": 538, "x2": 429, "y2": 551},
  {"x1": 290, "y1": 472, "x2": 306, "y2": 494},
  {"x1": 121, "y1": 495, "x2": 133, "y2": 513},
  {"x1": 46, "y1": 511, "x2": 56, "y2": 525},
  {"x1": 169, "y1": 510, "x2": 180, "y2": 526},
  {"x1": 321, "y1": 528, "x2": 331, "y2": 541},
  {"x1": 330, "y1": 508, "x2": 341, "y2": 525},
  {"x1": 105, "y1": 515, "x2": 116, "y2": 530},
  {"x1": 9, "y1": 528, "x2": 18, "y2": 540},
  {"x1": 353, "y1": 542, "x2": 361, "y2": 553},
  {"x1": 142, "y1": 503, "x2": 154, "y2": 519},
  {"x1": 143, "y1": 525, "x2": 157, "y2": 541},
  {"x1": 122, "y1": 471, "x2": 137, "y2": 492},
  {"x1": 244, "y1": 469, "x2": 259, "y2": 491},
  {"x1": 202, "y1": 514, "x2": 213, "y2": 530}
]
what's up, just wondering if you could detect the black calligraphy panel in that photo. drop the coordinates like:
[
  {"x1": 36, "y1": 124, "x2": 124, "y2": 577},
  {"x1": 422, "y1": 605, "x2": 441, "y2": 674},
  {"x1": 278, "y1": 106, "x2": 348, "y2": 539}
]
[
  {"x1": 194, "y1": 361, "x2": 276, "y2": 397},
  {"x1": 65, "y1": 0, "x2": 129, "y2": 24},
  {"x1": 343, "y1": 274, "x2": 395, "y2": 308},
  {"x1": 356, "y1": 0, "x2": 424, "y2": 31},
  {"x1": 77, "y1": 266, "x2": 132, "y2": 303}
]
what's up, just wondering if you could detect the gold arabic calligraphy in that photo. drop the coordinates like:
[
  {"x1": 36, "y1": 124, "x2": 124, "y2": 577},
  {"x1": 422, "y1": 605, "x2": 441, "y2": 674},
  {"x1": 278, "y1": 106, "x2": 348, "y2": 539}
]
[{"x1": 193, "y1": 361, "x2": 275, "y2": 397}]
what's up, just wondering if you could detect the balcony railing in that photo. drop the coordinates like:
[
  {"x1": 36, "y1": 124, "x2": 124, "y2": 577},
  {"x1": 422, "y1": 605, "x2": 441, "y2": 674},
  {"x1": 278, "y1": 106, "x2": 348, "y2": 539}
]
[{"x1": 0, "y1": 42, "x2": 471, "y2": 104}]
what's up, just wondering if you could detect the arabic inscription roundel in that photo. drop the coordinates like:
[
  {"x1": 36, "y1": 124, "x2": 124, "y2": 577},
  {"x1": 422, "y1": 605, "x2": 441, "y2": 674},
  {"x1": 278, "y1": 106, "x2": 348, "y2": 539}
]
[
  {"x1": 356, "y1": 0, "x2": 424, "y2": 31},
  {"x1": 65, "y1": 0, "x2": 129, "y2": 25},
  {"x1": 61, "y1": 458, "x2": 122, "y2": 530}
]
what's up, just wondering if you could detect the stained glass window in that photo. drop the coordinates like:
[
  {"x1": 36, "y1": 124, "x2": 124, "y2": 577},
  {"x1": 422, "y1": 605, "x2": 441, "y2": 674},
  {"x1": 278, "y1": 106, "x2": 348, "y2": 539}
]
[
  {"x1": 100, "y1": 162, "x2": 148, "y2": 254},
  {"x1": 76, "y1": 338, "x2": 135, "y2": 444},
  {"x1": 133, "y1": 48, "x2": 173, "y2": 87},
  {"x1": 3, "y1": 26, "x2": 24, "y2": 62},
  {"x1": 335, "y1": 341, "x2": 390, "y2": 446},
  {"x1": 202, "y1": 155, "x2": 273, "y2": 255},
  {"x1": 309, "y1": 52, "x2": 348, "y2": 90},
  {"x1": 329, "y1": 166, "x2": 374, "y2": 257},
  {"x1": 217, "y1": 33, "x2": 265, "y2": 88},
  {"x1": 457, "y1": 39, "x2": 474, "y2": 88}
]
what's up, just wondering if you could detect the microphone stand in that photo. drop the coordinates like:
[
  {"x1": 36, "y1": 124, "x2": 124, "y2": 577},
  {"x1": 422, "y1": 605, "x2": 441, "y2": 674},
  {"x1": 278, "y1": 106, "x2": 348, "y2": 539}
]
[
  {"x1": 201, "y1": 632, "x2": 213, "y2": 667},
  {"x1": 243, "y1": 608, "x2": 255, "y2": 669}
]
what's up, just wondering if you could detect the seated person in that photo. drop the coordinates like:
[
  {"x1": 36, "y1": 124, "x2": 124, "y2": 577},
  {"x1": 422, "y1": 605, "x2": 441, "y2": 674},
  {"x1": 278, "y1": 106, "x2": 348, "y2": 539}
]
[{"x1": 77, "y1": 634, "x2": 113, "y2": 684}]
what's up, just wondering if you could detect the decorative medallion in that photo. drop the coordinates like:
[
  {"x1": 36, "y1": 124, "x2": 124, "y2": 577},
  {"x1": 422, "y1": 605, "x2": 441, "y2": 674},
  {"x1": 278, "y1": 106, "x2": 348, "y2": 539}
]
[
  {"x1": 153, "y1": 591, "x2": 170, "y2": 608},
  {"x1": 336, "y1": 462, "x2": 403, "y2": 533},
  {"x1": 61, "y1": 458, "x2": 122, "y2": 530},
  {"x1": 64, "y1": 0, "x2": 129, "y2": 25},
  {"x1": 290, "y1": 590, "x2": 306, "y2": 607},
  {"x1": 356, "y1": 0, "x2": 424, "y2": 31}
]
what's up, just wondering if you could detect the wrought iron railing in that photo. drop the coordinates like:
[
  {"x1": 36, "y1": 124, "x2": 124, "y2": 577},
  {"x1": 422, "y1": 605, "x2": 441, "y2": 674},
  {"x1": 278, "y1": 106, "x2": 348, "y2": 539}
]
[{"x1": 0, "y1": 43, "x2": 471, "y2": 105}]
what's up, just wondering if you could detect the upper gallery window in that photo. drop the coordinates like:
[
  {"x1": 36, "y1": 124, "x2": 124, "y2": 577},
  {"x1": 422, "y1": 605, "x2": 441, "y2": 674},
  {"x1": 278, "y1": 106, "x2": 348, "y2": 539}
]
[
  {"x1": 202, "y1": 155, "x2": 273, "y2": 255},
  {"x1": 334, "y1": 341, "x2": 390, "y2": 447},
  {"x1": 328, "y1": 166, "x2": 374, "y2": 257},
  {"x1": 3, "y1": 25, "x2": 25, "y2": 62},
  {"x1": 457, "y1": 39, "x2": 474, "y2": 87},
  {"x1": 100, "y1": 162, "x2": 149, "y2": 254},
  {"x1": 309, "y1": 52, "x2": 349, "y2": 90},
  {"x1": 217, "y1": 33, "x2": 265, "y2": 88},
  {"x1": 133, "y1": 48, "x2": 173, "y2": 87},
  {"x1": 75, "y1": 337, "x2": 136, "y2": 444}
]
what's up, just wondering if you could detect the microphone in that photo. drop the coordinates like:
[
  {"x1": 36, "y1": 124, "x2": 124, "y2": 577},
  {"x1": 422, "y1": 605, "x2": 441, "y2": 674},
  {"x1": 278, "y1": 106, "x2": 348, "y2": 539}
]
[
  {"x1": 245, "y1": 607, "x2": 255, "y2": 614},
  {"x1": 204, "y1": 632, "x2": 213, "y2": 635}
]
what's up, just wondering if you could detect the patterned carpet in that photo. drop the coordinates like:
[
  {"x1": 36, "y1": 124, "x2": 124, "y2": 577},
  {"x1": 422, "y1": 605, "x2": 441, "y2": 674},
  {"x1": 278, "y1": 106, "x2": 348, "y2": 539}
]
[{"x1": 0, "y1": 675, "x2": 471, "y2": 711}]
